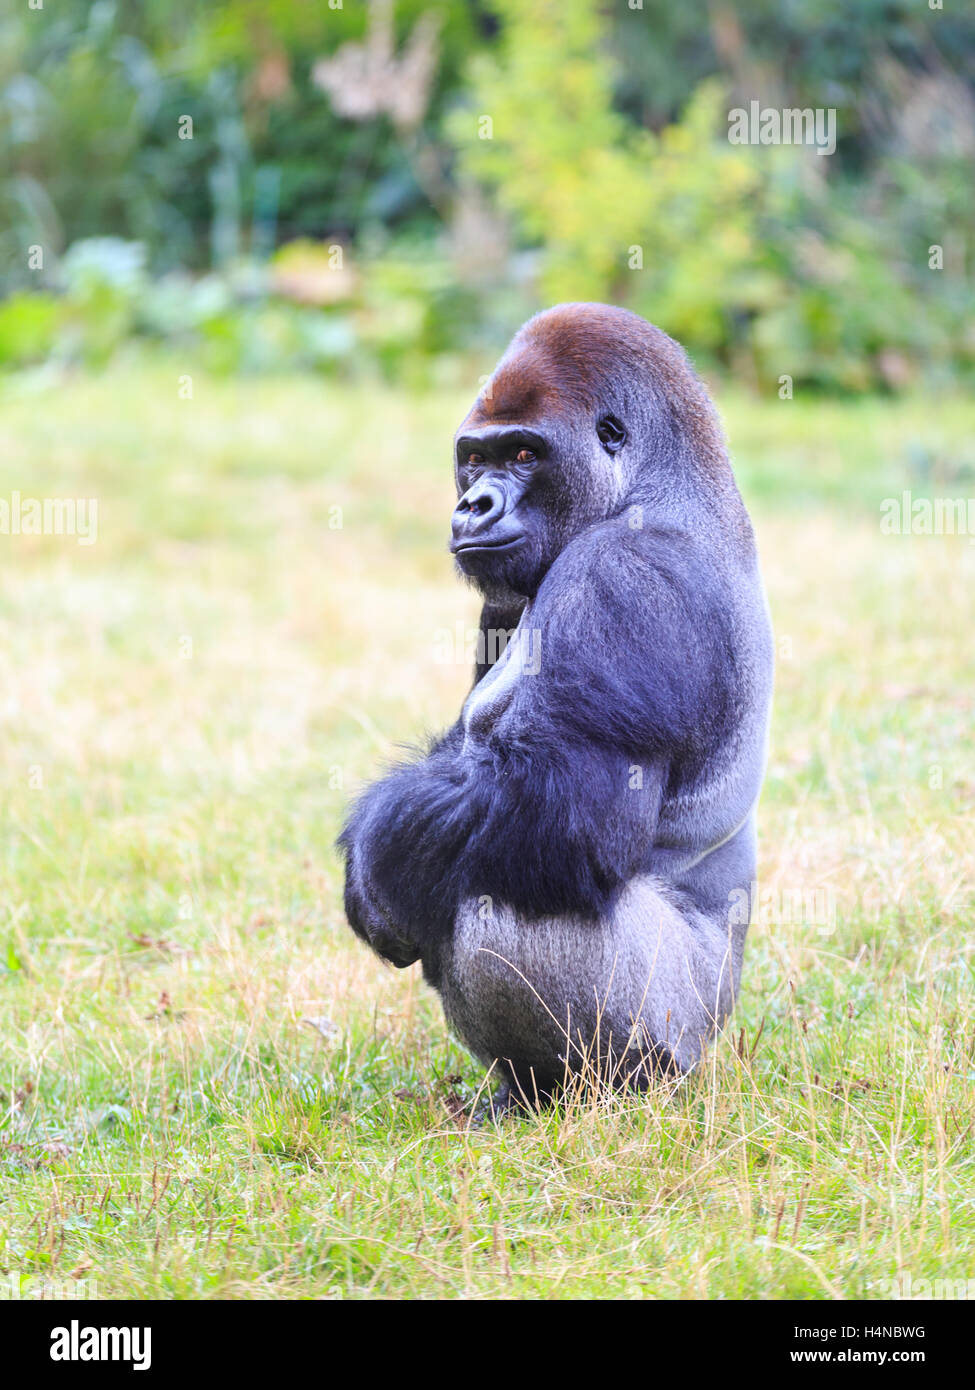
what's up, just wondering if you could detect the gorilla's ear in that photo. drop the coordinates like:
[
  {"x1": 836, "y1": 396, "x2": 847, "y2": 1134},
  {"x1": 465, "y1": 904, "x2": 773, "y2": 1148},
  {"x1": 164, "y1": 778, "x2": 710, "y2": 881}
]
[{"x1": 596, "y1": 414, "x2": 627, "y2": 454}]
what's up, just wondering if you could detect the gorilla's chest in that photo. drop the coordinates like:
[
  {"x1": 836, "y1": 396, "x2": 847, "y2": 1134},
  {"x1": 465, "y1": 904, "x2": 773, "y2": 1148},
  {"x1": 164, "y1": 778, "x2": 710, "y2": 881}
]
[{"x1": 462, "y1": 606, "x2": 536, "y2": 743}]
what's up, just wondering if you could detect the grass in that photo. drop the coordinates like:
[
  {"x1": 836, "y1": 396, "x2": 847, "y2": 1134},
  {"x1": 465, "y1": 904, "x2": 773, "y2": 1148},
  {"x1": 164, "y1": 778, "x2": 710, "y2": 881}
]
[{"x1": 0, "y1": 360, "x2": 972, "y2": 1300}]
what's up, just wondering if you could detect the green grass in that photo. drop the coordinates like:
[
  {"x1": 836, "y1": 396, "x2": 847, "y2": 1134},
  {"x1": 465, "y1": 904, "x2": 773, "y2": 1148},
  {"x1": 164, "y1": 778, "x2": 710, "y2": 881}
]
[{"x1": 0, "y1": 361, "x2": 972, "y2": 1299}]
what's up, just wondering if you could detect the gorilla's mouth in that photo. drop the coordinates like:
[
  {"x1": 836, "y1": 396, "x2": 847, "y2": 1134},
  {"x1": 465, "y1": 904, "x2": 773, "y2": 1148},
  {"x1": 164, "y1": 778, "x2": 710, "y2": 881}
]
[{"x1": 450, "y1": 536, "x2": 525, "y2": 557}]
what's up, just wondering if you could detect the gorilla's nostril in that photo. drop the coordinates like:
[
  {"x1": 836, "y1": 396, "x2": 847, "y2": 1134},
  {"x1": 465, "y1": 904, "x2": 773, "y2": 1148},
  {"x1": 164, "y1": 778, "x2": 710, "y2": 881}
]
[{"x1": 456, "y1": 484, "x2": 504, "y2": 530}]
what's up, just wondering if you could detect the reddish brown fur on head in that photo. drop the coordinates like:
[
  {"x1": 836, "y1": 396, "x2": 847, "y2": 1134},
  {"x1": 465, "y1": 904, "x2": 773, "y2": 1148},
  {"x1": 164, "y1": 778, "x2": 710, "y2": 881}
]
[
  {"x1": 458, "y1": 301, "x2": 734, "y2": 497},
  {"x1": 462, "y1": 303, "x2": 728, "y2": 480}
]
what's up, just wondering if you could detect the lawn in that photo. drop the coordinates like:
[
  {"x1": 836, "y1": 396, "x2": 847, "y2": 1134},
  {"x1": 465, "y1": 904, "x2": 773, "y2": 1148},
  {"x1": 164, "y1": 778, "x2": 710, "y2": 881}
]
[{"x1": 0, "y1": 361, "x2": 972, "y2": 1299}]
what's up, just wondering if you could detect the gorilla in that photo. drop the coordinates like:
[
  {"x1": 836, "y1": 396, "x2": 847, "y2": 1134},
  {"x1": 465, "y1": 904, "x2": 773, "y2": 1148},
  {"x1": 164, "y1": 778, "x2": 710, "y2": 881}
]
[{"x1": 339, "y1": 303, "x2": 773, "y2": 1114}]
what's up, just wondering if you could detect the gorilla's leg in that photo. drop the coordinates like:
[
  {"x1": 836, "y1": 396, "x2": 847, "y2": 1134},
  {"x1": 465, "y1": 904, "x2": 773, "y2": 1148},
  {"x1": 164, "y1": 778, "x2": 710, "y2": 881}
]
[{"x1": 438, "y1": 878, "x2": 743, "y2": 1104}]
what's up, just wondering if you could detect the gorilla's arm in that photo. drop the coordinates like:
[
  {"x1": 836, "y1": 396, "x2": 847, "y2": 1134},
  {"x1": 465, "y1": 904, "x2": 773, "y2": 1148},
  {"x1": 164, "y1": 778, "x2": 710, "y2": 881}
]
[
  {"x1": 339, "y1": 524, "x2": 729, "y2": 959},
  {"x1": 341, "y1": 597, "x2": 520, "y2": 965}
]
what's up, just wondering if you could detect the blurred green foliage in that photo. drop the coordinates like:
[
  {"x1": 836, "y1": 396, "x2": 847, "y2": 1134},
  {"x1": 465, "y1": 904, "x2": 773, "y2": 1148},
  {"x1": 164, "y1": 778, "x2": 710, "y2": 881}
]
[{"x1": 1, "y1": 0, "x2": 972, "y2": 390}]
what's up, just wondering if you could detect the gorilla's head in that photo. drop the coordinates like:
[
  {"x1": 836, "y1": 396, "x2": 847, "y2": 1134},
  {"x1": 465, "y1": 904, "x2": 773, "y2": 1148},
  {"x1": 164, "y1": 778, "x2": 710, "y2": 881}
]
[{"x1": 449, "y1": 302, "x2": 730, "y2": 602}]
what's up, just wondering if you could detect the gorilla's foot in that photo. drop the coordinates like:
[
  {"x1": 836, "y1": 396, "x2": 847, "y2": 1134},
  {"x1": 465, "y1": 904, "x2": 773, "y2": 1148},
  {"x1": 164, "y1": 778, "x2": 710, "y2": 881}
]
[{"x1": 471, "y1": 1080, "x2": 532, "y2": 1126}]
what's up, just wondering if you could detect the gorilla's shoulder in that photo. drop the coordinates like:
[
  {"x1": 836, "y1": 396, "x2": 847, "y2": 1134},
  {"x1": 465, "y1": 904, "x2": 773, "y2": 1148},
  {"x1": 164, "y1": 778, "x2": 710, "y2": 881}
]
[
  {"x1": 529, "y1": 517, "x2": 738, "y2": 751},
  {"x1": 537, "y1": 515, "x2": 720, "y2": 627}
]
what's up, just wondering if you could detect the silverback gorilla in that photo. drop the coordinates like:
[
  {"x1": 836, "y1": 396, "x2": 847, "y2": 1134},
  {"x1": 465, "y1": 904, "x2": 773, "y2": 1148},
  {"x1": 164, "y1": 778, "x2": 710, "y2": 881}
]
[{"x1": 339, "y1": 303, "x2": 774, "y2": 1114}]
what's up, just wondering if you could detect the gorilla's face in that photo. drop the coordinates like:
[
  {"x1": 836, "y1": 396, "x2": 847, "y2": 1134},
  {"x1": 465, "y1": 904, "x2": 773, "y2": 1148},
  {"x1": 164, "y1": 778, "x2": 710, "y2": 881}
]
[
  {"x1": 449, "y1": 410, "x2": 628, "y2": 601},
  {"x1": 447, "y1": 302, "x2": 732, "y2": 603},
  {"x1": 450, "y1": 421, "x2": 554, "y2": 600}
]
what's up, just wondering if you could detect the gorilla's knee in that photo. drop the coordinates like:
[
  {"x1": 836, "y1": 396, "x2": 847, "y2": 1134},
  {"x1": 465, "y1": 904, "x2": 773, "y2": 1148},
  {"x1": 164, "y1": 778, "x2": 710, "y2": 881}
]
[
  {"x1": 438, "y1": 904, "x2": 573, "y2": 1094},
  {"x1": 439, "y1": 885, "x2": 721, "y2": 1094}
]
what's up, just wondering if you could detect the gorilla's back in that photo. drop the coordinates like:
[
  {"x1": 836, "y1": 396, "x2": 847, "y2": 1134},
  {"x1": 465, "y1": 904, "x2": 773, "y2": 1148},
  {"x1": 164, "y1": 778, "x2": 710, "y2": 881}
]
[{"x1": 648, "y1": 522, "x2": 774, "y2": 925}]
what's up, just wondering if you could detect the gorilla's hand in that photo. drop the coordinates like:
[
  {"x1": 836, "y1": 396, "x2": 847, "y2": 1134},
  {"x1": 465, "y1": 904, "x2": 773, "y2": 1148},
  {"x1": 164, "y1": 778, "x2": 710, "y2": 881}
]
[
  {"x1": 342, "y1": 841, "x2": 420, "y2": 968},
  {"x1": 338, "y1": 726, "x2": 472, "y2": 956}
]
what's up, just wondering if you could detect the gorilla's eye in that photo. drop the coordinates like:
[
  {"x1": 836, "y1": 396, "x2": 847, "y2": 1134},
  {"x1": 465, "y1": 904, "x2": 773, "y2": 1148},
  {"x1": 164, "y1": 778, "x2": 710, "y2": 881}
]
[
  {"x1": 596, "y1": 415, "x2": 626, "y2": 453},
  {"x1": 467, "y1": 452, "x2": 485, "y2": 465},
  {"x1": 515, "y1": 448, "x2": 536, "y2": 464}
]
